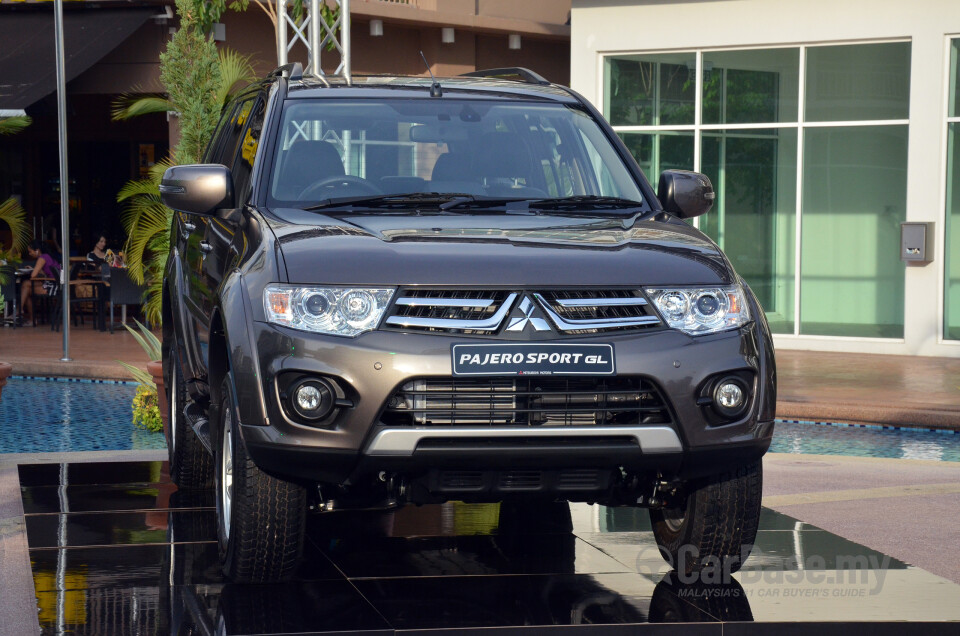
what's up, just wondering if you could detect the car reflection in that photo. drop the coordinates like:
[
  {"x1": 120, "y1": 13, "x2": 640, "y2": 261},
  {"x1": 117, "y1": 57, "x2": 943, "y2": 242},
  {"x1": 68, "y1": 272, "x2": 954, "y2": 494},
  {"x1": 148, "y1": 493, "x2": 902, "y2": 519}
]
[{"x1": 159, "y1": 496, "x2": 753, "y2": 633}]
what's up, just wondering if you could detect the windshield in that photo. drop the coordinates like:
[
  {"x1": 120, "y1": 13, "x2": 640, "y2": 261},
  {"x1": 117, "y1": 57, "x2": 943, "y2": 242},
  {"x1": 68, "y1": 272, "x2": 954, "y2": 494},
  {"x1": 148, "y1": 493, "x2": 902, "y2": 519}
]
[{"x1": 267, "y1": 98, "x2": 645, "y2": 207}]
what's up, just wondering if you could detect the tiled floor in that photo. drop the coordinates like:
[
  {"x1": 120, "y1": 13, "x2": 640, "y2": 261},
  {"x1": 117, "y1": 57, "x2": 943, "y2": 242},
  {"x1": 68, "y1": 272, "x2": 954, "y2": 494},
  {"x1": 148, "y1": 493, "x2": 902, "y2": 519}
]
[{"x1": 18, "y1": 460, "x2": 960, "y2": 635}]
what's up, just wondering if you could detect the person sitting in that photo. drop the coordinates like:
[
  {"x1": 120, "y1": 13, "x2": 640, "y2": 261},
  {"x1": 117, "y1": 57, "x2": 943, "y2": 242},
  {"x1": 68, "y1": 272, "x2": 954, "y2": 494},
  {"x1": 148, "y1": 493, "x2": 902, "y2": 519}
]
[
  {"x1": 87, "y1": 234, "x2": 108, "y2": 265},
  {"x1": 20, "y1": 240, "x2": 62, "y2": 326}
]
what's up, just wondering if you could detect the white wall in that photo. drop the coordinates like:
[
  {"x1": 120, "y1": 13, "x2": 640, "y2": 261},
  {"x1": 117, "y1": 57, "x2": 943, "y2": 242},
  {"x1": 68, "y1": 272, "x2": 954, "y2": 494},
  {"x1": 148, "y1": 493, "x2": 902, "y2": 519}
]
[{"x1": 571, "y1": 0, "x2": 960, "y2": 358}]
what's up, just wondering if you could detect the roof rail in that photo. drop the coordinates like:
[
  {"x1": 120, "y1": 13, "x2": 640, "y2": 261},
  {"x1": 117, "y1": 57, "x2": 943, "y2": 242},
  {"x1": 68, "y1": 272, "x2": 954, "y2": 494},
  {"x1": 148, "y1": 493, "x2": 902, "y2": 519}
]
[
  {"x1": 269, "y1": 62, "x2": 304, "y2": 81},
  {"x1": 460, "y1": 67, "x2": 550, "y2": 85}
]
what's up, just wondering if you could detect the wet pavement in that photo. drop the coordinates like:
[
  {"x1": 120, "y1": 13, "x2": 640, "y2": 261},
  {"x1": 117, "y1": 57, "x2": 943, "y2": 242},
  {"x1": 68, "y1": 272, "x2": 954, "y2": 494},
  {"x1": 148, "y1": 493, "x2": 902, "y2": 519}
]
[{"x1": 18, "y1": 460, "x2": 960, "y2": 635}]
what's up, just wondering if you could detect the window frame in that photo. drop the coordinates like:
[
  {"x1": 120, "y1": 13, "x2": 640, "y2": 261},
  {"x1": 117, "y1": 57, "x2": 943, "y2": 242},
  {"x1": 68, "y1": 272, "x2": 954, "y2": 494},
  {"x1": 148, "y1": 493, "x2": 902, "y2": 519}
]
[{"x1": 600, "y1": 39, "x2": 912, "y2": 341}]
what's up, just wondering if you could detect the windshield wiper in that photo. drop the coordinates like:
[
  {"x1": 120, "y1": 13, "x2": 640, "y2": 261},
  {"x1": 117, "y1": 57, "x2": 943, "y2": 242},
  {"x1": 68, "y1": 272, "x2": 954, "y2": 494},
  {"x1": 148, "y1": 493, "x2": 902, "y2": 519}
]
[
  {"x1": 509, "y1": 195, "x2": 647, "y2": 213},
  {"x1": 302, "y1": 192, "x2": 477, "y2": 211}
]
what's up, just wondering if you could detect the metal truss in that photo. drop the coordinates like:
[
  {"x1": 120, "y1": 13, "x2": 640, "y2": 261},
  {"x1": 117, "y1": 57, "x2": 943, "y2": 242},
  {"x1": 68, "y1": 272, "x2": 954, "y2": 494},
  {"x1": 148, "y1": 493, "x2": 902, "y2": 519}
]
[{"x1": 277, "y1": 0, "x2": 351, "y2": 80}]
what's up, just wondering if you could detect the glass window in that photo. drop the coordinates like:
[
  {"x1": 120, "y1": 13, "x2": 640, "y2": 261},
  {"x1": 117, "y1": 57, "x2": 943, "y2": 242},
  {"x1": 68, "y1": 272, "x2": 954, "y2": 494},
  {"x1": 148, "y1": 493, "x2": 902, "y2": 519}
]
[
  {"x1": 947, "y1": 124, "x2": 960, "y2": 340},
  {"x1": 702, "y1": 48, "x2": 800, "y2": 125},
  {"x1": 951, "y1": 40, "x2": 960, "y2": 118},
  {"x1": 700, "y1": 129, "x2": 797, "y2": 334},
  {"x1": 268, "y1": 100, "x2": 646, "y2": 204},
  {"x1": 805, "y1": 43, "x2": 911, "y2": 122},
  {"x1": 604, "y1": 53, "x2": 696, "y2": 126},
  {"x1": 618, "y1": 132, "x2": 694, "y2": 185},
  {"x1": 800, "y1": 126, "x2": 908, "y2": 338}
]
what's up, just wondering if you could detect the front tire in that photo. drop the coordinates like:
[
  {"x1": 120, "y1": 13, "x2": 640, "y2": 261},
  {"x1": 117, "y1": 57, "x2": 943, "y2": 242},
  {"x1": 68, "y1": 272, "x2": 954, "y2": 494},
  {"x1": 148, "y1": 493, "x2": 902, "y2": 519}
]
[
  {"x1": 649, "y1": 460, "x2": 762, "y2": 575},
  {"x1": 166, "y1": 348, "x2": 212, "y2": 489},
  {"x1": 215, "y1": 376, "x2": 306, "y2": 582}
]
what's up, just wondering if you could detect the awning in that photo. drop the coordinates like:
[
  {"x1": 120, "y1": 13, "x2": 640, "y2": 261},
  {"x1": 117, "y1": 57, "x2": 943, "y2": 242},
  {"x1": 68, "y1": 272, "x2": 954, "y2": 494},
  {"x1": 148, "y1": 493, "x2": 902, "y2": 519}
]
[{"x1": 0, "y1": 7, "x2": 156, "y2": 110}]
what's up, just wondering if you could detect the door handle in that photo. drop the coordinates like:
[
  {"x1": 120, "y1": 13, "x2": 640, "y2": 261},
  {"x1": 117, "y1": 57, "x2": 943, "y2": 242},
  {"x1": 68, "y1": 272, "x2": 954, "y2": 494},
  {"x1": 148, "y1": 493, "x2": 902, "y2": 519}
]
[{"x1": 199, "y1": 241, "x2": 213, "y2": 254}]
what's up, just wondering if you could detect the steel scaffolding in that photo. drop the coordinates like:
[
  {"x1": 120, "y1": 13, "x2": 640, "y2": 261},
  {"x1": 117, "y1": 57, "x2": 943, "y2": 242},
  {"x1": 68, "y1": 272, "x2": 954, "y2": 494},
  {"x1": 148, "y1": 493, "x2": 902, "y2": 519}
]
[{"x1": 277, "y1": 0, "x2": 351, "y2": 80}]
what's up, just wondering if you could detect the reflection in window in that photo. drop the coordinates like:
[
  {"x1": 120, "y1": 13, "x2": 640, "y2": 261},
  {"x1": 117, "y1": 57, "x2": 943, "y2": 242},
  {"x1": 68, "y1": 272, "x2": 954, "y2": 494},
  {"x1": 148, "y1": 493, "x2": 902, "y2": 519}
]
[
  {"x1": 805, "y1": 43, "x2": 911, "y2": 122},
  {"x1": 800, "y1": 126, "x2": 907, "y2": 338},
  {"x1": 700, "y1": 129, "x2": 797, "y2": 334},
  {"x1": 604, "y1": 53, "x2": 696, "y2": 127},
  {"x1": 618, "y1": 132, "x2": 694, "y2": 184},
  {"x1": 702, "y1": 48, "x2": 799, "y2": 125}
]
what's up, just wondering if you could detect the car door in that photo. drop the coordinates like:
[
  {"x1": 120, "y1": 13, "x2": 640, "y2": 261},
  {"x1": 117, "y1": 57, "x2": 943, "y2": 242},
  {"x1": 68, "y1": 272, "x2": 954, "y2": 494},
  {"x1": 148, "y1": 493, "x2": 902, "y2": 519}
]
[
  {"x1": 198, "y1": 96, "x2": 266, "y2": 330},
  {"x1": 181, "y1": 97, "x2": 256, "y2": 387}
]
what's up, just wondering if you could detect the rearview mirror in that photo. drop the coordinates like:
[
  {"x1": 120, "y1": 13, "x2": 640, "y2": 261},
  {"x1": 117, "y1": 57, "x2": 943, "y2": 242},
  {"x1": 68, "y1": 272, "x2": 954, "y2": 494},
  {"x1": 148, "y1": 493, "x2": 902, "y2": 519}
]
[
  {"x1": 657, "y1": 170, "x2": 715, "y2": 219},
  {"x1": 160, "y1": 164, "x2": 235, "y2": 216}
]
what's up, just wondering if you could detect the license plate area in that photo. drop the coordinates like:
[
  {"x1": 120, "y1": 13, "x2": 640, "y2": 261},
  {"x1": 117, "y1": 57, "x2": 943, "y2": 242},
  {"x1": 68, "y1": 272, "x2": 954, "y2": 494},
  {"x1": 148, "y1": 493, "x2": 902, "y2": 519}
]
[{"x1": 452, "y1": 344, "x2": 615, "y2": 376}]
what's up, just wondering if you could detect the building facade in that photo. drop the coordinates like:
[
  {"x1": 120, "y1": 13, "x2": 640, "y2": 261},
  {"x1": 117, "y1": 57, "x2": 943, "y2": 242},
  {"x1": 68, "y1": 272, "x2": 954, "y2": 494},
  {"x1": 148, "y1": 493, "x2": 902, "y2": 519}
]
[{"x1": 571, "y1": 0, "x2": 960, "y2": 358}]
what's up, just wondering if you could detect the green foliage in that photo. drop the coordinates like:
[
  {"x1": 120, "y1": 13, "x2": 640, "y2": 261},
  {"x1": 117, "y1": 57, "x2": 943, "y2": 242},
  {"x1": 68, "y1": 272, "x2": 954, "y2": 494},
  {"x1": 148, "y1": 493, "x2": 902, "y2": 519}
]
[
  {"x1": 132, "y1": 384, "x2": 164, "y2": 433},
  {"x1": 0, "y1": 115, "x2": 32, "y2": 136},
  {"x1": 160, "y1": 1, "x2": 222, "y2": 166},
  {"x1": 0, "y1": 197, "x2": 31, "y2": 285},
  {"x1": 111, "y1": 93, "x2": 173, "y2": 122},
  {"x1": 118, "y1": 160, "x2": 172, "y2": 293},
  {"x1": 214, "y1": 48, "x2": 256, "y2": 108},
  {"x1": 126, "y1": 318, "x2": 163, "y2": 360}
]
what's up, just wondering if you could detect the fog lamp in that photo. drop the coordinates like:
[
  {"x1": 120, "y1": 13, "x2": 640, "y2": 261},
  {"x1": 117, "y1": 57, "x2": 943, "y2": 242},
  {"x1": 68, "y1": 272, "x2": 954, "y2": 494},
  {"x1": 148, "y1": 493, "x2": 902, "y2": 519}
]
[
  {"x1": 711, "y1": 378, "x2": 748, "y2": 418},
  {"x1": 290, "y1": 378, "x2": 335, "y2": 421}
]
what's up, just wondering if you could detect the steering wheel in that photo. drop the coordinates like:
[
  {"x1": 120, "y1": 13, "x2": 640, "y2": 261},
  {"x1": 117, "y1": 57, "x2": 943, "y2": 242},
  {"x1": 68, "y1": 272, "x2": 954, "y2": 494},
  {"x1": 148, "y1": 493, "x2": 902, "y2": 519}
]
[{"x1": 299, "y1": 175, "x2": 381, "y2": 200}]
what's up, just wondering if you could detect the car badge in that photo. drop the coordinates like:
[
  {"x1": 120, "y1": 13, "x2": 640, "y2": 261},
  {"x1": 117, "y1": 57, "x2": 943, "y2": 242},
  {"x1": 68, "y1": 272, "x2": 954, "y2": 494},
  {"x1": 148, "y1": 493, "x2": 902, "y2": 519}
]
[{"x1": 506, "y1": 297, "x2": 552, "y2": 332}]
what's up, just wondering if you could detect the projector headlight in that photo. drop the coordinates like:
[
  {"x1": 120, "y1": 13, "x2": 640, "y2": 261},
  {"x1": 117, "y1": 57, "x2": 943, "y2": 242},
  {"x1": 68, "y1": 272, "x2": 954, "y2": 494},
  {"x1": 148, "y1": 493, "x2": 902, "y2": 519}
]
[
  {"x1": 263, "y1": 285, "x2": 394, "y2": 336},
  {"x1": 645, "y1": 285, "x2": 750, "y2": 335}
]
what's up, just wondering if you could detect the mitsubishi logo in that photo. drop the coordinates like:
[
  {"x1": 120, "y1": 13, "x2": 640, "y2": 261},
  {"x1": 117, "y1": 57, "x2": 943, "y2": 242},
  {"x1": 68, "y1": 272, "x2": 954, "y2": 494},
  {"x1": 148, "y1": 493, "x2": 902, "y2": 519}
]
[{"x1": 506, "y1": 297, "x2": 552, "y2": 332}]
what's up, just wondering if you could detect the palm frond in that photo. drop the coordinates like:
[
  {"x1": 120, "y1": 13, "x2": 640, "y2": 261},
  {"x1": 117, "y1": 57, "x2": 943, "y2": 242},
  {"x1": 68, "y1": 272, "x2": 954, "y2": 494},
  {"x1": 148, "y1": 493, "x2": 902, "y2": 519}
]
[
  {"x1": 117, "y1": 361, "x2": 157, "y2": 390},
  {"x1": 143, "y1": 276, "x2": 164, "y2": 326},
  {"x1": 0, "y1": 197, "x2": 31, "y2": 254},
  {"x1": 111, "y1": 92, "x2": 173, "y2": 121},
  {"x1": 215, "y1": 49, "x2": 256, "y2": 109},
  {"x1": 124, "y1": 319, "x2": 162, "y2": 360},
  {"x1": 0, "y1": 116, "x2": 32, "y2": 136}
]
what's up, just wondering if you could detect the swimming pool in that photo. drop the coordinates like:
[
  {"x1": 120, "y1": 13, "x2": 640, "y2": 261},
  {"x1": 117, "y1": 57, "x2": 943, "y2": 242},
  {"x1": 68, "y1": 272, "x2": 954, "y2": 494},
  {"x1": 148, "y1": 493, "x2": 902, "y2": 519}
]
[
  {"x1": 0, "y1": 377, "x2": 165, "y2": 453},
  {"x1": 1, "y1": 377, "x2": 958, "y2": 460}
]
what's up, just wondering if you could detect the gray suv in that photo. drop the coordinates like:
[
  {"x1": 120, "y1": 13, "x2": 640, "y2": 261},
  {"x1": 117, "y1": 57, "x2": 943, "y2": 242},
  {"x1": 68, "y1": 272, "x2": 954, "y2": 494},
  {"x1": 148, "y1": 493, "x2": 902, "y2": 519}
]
[{"x1": 160, "y1": 65, "x2": 776, "y2": 583}]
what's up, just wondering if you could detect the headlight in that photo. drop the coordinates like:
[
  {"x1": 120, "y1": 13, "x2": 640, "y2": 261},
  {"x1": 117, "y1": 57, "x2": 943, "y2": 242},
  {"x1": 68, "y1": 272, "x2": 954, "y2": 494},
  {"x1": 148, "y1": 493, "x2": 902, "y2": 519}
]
[
  {"x1": 263, "y1": 285, "x2": 395, "y2": 336},
  {"x1": 645, "y1": 285, "x2": 750, "y2": 335}
]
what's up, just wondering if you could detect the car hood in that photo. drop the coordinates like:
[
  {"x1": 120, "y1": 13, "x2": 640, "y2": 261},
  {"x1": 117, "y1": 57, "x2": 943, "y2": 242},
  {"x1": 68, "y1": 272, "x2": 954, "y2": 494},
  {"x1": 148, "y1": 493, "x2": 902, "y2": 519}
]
[{"x1": 266, "y1": 208, "x2": 733, "y2": 287}]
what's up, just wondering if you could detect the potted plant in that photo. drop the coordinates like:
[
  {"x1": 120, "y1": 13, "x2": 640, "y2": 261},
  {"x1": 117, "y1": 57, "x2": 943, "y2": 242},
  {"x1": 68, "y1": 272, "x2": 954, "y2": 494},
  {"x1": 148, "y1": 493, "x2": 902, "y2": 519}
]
[{"x1": 118, "y1": 319, "x2": 167, "y2": 434}]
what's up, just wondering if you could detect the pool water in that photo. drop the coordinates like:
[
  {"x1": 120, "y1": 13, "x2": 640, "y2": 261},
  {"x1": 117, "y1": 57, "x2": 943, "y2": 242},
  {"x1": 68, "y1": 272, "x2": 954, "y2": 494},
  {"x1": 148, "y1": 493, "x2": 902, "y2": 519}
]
[
  {"x1": 0, "y1": 377, "x2": 165, "y2": 453},
  {"x1": 1, "y1": 378, "x2": 959, "y2": 460},
  {"x1": 770, "y1": 420, "x2": 960, "y2": 462}
]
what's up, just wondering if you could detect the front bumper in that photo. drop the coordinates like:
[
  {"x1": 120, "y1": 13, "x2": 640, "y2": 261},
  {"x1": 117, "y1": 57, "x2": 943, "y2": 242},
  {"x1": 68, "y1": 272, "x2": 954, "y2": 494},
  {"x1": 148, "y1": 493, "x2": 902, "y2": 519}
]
[{"x1": 235, "y1": 313, "x2": 776, "y2": 485}]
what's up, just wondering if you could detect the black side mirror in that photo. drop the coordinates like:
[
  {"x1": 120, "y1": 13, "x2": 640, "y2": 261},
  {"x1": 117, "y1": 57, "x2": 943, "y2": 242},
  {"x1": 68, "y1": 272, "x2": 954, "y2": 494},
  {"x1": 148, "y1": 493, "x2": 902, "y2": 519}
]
[
  {"x1": 160, "y1": 164, "x2": 234, "y2": 216},
  {"x1": 657, "y1": 170, "x2": 715, "y2": 219}
]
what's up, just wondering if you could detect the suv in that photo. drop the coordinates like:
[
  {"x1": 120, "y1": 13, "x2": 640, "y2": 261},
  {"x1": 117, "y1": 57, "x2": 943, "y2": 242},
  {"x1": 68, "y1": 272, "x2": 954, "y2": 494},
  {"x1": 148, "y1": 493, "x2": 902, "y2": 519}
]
[{"x1": 160, "y1": 65, "x2": 776, "y2": 583}]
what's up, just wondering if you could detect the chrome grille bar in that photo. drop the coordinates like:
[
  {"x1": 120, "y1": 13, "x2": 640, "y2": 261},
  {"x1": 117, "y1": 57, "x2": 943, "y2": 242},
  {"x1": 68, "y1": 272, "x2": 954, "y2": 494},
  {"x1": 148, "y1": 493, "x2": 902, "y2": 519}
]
[
  {"x1": 534, "y1": 293, "x2": 660, "y2": 331},
  {"x1": 555, "y1": 297, "x2": 648, "y2": 307},
  {"x1": 385, "y1": 292, "x2": 517, "y2": 331},
  {"x1": 395, "y1": 297, "x2": 495, "y2": 308}
]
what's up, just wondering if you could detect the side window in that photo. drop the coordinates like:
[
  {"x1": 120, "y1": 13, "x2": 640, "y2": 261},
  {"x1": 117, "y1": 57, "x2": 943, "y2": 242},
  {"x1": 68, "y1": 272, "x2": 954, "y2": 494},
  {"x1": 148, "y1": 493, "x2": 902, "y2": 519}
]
[
  {"x1": 204, "y1": 103, "x2": 239, "y2": 163},
  {"x1": 231, "y1": 98, "x2": 266, "y2": 203},
  {"x1": 213, "y1": 98, "x2": 256, "y2": 169}
]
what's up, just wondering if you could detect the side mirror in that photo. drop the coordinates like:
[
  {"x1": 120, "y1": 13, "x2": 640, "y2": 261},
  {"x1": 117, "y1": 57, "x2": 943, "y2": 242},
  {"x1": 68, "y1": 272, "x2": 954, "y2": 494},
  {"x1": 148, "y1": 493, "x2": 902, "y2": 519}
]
[
  {"x1": 160, "y1": 164, "x2": 234, "y2": 216},
  {"x1": 657, "y1": 170, "x2": 715, "y2": 219}
]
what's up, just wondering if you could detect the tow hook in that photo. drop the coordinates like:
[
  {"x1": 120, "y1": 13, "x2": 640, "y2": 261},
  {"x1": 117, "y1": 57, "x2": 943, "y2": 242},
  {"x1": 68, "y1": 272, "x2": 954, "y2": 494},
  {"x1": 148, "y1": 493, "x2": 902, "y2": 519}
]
[{"x1": 637, "y1": 477, "x2": 678, "y2": 508}]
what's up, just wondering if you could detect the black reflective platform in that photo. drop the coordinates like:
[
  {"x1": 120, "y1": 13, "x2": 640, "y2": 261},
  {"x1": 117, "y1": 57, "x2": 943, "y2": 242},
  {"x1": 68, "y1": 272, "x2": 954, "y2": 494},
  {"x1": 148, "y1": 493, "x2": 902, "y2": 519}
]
[{"x1": 19, "y1": 461, "x2": 960, "y2": 635}]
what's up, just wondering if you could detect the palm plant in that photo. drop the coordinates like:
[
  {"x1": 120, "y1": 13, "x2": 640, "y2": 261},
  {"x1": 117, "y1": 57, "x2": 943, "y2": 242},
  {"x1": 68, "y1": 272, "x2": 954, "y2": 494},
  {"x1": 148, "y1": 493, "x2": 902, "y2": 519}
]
[
  {"x1": 0, "y1": 197, "x2": 31, "y2": 286},
  {"x1": 111, "y1": 48, "x2": 255, "y2": 123},
  {"x1": 113, "y1": 47, "x2": 255, "y2": 325},
  {"x1": 0, "y1": 115, "x2": 32, "y2": 136}
]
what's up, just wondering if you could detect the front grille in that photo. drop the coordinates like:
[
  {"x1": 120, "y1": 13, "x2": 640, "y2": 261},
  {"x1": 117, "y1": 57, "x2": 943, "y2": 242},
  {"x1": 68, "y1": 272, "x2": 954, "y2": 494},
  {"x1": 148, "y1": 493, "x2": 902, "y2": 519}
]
[
  {"x1": 535, "y1": 290, "x2": 661, "y2": 334},
  {"x1": 431, "y1": 469, "x2": 611, "y2": 493},
  {"x1": 381, "y1": 288, "x2": 662, "y2": 335},
  {"x1": 383, "y1": 289, "x2": 516, "y2": 334},
  {"x1": 381, "y1": 376, "x2": 672, "y2": 427}
]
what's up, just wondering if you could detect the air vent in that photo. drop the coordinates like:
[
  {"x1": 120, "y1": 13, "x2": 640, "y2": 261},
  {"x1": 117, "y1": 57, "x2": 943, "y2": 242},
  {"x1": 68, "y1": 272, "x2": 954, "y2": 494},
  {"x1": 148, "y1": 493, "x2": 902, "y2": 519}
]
[
  {"x1": 382, "y1": 376, "x2": 672, "y2": 427},
  {"x1": 499, "y1": 471, "x2": 542, "y2": 491}
]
